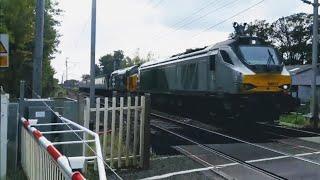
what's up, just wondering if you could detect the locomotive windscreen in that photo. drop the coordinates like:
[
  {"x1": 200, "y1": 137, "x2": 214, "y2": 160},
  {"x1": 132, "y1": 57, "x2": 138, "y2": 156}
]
[{"x1": 239, "y1": 46, "x2": 281, "y2": 65}]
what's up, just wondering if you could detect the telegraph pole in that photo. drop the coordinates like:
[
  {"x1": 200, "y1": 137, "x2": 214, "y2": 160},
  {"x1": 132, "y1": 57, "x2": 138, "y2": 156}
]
[
  {"x1": 311, "y1": 0, "x2": 319, "y2": 128},
  {"x1": 32, "y1": 0, "x2": 45, "y2": 98},
  {"x1": 65, "y1": 57, "x2": 69, "y2": 82},
  {"x1": 302, "y1": 0, "x2": 319, "y2": 128},
  {"x1": 90, "y1": 0, "x2": 97, "y2": 106}
]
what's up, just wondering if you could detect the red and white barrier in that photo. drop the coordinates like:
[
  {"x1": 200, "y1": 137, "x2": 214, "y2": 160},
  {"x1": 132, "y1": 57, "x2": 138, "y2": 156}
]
[{"x1": 21, "y1": 118, "x2": 86, "y2": 180}]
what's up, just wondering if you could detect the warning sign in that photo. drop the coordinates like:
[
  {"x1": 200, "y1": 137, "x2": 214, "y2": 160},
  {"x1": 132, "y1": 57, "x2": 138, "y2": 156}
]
[
  {"x1": 0, "y1": 41, "x2": 7, "y2": 53},
  {"x1": 0, "y1": 34, "x2": 9, "y2": 68}
]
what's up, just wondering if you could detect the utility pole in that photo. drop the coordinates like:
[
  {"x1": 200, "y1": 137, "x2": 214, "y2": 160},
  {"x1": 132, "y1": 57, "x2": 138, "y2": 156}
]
[
  {"x1": 302, "y1": 0, "x2": 319, "y2": 128},
  {"x1": 89, "y1": 0, "x2": 97, "y2": 106},
  {"x1": 32, "y1": 0, "x2": 45, "y2": 98},
  {"x1": 65, "y1": 57, "x2": 69, "y2": 82}
]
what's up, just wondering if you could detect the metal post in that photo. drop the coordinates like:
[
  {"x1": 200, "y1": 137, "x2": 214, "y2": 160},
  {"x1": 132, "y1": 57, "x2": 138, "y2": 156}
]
[
  {"x1": 0, "y1": 93, "x2": 9, "y2": 180},
  {"x1": 65, "y1": 58, "x2": 68, "y2": 82},
  {"x1": 19, "y1": 81, "x2": 25, "y2": 119},
  {"x1": 17, "y1": 81, "x2": 25, "y2": 164},
  {"x1": 89, "y1": 0, "x2": 97, "y2": 107},
  {"x1": 311, "y1": 0, "x2": 319, "y2": 128},
  {"x1": 141, "y1": 94, "x2": 150, "y2": 169},
  {"x1": 32, "y1": 0, "x2": 45, "y2": 98}
]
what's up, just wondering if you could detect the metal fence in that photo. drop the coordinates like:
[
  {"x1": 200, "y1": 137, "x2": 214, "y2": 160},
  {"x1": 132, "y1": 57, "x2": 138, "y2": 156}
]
[
  {"x1": 20, "y1": 118, "x2": 86, "y2": 180},
  {"x1": 84, "y1": 95, "x2": 150, "y2": 169}
]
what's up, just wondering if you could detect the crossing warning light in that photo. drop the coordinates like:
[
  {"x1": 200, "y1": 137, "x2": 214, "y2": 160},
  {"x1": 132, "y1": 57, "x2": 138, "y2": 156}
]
[{"x1": 0, "y1": 34, "x2": 9, "y2": 68}]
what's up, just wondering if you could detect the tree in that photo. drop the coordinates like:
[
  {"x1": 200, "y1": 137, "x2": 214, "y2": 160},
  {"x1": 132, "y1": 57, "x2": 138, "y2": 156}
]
[
  {"x1": 230, "y1": 20, "x2": 273, "y2": 42},
  {"x1": 95, "y1": 64, "x2": 102, "y2": 76},
  {"x1": 99, "y1": 54, "x2": 114, "y2": 76},
  {"x1": 0, "y1": 0, "x2": 61, "y2": 97},
  {"x1": 94, "y1": 49, "x2": 153, "y2": 79},
  {"x1": 81, "y1": 74, "x2": 90, "y2": 81},
  {"x1": 122, "y1": 56, "x2": 134, "y2": 67},
  {"x1": 271, "y1": 13, "x2": 313, "y2": 65},
  {"x1": 113, "y1": 50, "x2": 124, "y2": 70}
]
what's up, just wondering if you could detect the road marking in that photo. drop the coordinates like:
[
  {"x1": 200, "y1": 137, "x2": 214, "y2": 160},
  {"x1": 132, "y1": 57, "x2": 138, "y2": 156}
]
[
  {"x1": 140, "y1": 166, "x2": 218, "y2": 180},
  {"x1": 142, "y1": 150, "x2": 320, "y2": 180},
  {"x1": 150, "y1": 145, "x2": 320, "y2": 180},
  {"x1": 216, "y1": 151, "x2": 320, "y2": 169}
]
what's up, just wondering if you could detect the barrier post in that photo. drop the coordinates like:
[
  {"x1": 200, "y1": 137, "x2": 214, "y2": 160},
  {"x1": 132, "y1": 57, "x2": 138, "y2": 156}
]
[
  {"x1": 0, "y1": 93, "x2": 9, "y2": 180},
  {"x1": 17, "y1": 81, "x2": 25, "y2": 164}
]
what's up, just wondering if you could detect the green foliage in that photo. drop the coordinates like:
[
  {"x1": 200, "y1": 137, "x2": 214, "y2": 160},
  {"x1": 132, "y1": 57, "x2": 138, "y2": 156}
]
[
  {"x1": 0, "y1": 0, "x2": 61, "y2": 98},
  {"x1": 232, "y1": 13, "x2": 319, "y2": 65},
  {"x1": 95, "y1": 64, "x2": 102, "y2": 76},
  {"x1": 97, "y1": 49, "x2": 151, "y2": 77},
  {"x1": 81, "y1": 74, "x2": 90, "y2": 81},
  {"x1": 280, "y1": 114, "x2": 309, "y2": 126},
  {"x1": 99, "y1": 53, "x2": 115, "y2": 76},
  {"x1": 272, "y1": 13, "x2": 313, "y2": 65}
]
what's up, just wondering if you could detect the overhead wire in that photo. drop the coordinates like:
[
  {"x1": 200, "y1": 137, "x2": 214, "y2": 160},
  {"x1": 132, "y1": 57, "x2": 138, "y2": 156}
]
[
  {"x1": 146, "y1": 0, "x2": 243, "y2": 55},
  {"x1": 146, "y1": 0, "x2": 266, "y2": 58},
  {"x1": 190, "y1": 0, "x2": 266, "y2": 39},
  {"x1": 168, "y1": 0, "x2": 225, "y2": 29},
  {"x1": 146, "y1": 0, "x2": 240, "y2": 54},
  {"x1": 173, "y1": 0, "x2": 241, "y2": 33},
  {"x1": 153, "y1": 0, "x2": 165, "y2": 8}
]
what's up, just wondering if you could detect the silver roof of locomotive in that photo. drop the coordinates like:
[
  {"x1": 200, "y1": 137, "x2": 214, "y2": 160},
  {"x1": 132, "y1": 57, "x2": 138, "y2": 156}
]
[
  {"x1": 110, "y1": 65, "x2": 138, "y2": 76},
  {"x1": 140, "y1": 38, "x2": 238, "y2": 69}
]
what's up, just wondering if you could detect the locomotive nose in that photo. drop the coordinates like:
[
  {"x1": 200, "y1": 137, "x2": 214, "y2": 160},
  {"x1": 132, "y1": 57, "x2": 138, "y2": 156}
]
[{"x1": 241, "y1": 74, "x2": 291, "y2": 93}]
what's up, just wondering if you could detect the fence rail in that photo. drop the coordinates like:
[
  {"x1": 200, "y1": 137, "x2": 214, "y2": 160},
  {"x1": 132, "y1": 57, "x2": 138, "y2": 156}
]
[
  {"x1": 84, "y1": 95, "x2": 150, "y2": 169},
  {"x1": 20, "y1": 118, "x2": 86, "y2": 180}
]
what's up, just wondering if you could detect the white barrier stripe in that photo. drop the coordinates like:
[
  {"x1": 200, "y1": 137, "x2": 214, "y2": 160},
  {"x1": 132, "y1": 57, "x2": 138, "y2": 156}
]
[
  {"x1": 57, "y1": 156, "x2": 73, "y2": 176},
  {"x1": 29, "y1": 126, "x2": 37, "y2": 132},
  {"x1": 38, "y1": 136, "x2": 52, "y2": 148}
]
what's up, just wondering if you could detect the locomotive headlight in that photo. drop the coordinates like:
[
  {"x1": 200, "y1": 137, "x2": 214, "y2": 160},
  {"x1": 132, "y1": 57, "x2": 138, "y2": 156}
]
[{"x1": 279, "y1": 84, "x2": 290, "y2": 90}]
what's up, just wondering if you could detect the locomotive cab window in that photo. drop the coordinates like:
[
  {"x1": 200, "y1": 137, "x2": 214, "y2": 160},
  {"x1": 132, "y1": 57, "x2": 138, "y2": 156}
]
[
  {"x1": 220, "y1": 50, "x2": 233, "y2": 65},
  {"x1": 239, "y1": 46, "x2": 281, "y2": 65},
  {"x1": 209, "y1": 55, "x2": 216, "y2": 71}
]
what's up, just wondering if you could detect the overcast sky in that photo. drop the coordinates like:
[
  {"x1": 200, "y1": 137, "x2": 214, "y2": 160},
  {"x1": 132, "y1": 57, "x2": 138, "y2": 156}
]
[{"x1": 52, "y1": 0, "x2": 312, "y2": 82}]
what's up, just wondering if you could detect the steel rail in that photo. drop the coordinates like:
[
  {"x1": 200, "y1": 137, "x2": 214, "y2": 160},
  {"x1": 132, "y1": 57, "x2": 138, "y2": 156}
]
[
  {"x1": 151, "y1": 122, "x2": 286, "y2": 180},
  {"x1": 256, "y1": 122, "x2": 320, "y2": 137},
  {"x1": 150, "y1": 113, "x2": 320, "y2": 167}
]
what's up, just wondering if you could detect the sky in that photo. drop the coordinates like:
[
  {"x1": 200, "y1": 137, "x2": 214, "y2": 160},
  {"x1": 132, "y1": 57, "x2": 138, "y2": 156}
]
[{"x1": 52, "y1": 0, "x2": 312, "y2": 82}]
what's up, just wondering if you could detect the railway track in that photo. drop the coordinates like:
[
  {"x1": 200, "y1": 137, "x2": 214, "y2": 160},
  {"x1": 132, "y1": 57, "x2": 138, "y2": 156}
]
[
  {"x1": 150, "y1": 112, "x2": 320, "y2": 180},
  {"x1": 79, "y1": 93, "x2": 320, "y2": 179},
  {"x1": 256, "y1": 122, "x2": 320, "y2": 137},
  {"x1": 151, "y1": 119, "x2": 285, "y2": 179}
]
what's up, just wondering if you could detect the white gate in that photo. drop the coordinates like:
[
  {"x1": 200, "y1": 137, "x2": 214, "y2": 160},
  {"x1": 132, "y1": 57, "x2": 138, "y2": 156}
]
[{"x1": 84, "y1": 95, "x2": 150, "y2": 169}]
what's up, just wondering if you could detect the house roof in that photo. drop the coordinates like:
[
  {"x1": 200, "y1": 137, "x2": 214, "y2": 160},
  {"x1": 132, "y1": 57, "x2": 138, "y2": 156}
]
[
  {"x1": 286, "y1": 64, "x2": 313, "y2": 75},
  {"x1": 286, "y1": 64, "x2": 320, "y2": 86}
]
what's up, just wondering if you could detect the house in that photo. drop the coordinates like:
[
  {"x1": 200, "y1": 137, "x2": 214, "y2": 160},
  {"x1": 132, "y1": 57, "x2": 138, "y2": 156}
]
[{"x1": 286, "y1": 64, "x2": 320, "y2": 103}]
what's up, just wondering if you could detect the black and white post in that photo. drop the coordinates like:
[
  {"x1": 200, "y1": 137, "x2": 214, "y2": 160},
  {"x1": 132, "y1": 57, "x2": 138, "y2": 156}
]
[
  {"x1": 32, "y1": 0, "x2": 45, "y2": 98},
  {"x1": 90, "y1": 0, "x2": 97, "y2": 106}
]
